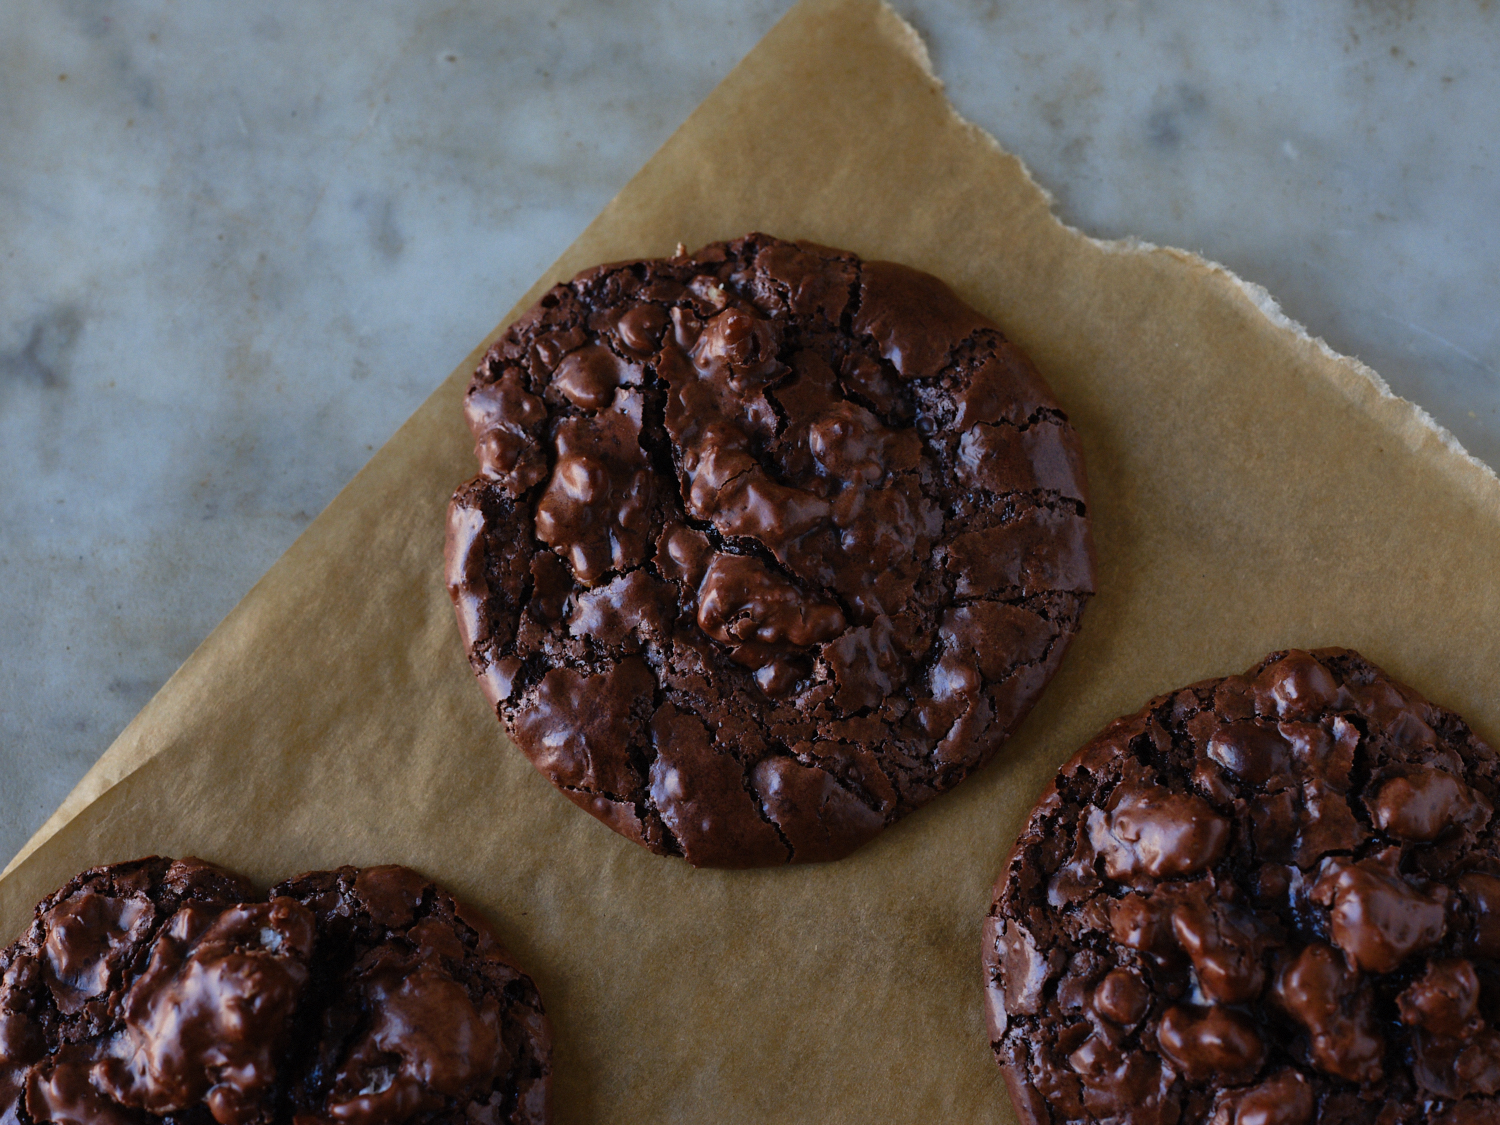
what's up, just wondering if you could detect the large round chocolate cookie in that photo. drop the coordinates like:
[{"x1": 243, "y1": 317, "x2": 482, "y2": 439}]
[
  {"x1": 0, "y1": 858, "x2": 551, "y2": 1125},
  {"x1": 984, "y1": 648, "x2": 1500, "y2": 1125},
  {"x1": 446, "y1": 233, "x2": 1094, "y2": 867}
]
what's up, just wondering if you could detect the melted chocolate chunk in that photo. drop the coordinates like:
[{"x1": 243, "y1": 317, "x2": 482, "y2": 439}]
[
  {"x1": 447, "y1": 233, "x2": 1094, "y2": 866},
  {"x1": 0, "y1": 859, "x2": 551, "y2": 1125},
  {"x1": 985, "y1": 648, "x2": 1500, "y2": 1124}
]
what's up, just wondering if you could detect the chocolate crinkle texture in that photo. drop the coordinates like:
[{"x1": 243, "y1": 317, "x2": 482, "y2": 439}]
[
  {"x1": 984, "y1": 648, "x2": 1500, "y2": 1125},
  {"x1": 446, "y1": 232, "x2": 1094, "y2": 867},
  {"x1": 0, "y1": 858, "x2": 551, "y2": 1125}
]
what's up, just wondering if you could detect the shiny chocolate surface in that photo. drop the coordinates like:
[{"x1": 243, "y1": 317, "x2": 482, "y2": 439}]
[
  {"x1": 448, "y1": 233, "x2": 1093, "y2": 867},
  {"x1": 985, "y1": 648, "x2": 1500, "y2": 1124}
]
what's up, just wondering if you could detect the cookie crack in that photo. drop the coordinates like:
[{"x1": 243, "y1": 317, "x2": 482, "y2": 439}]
[{"x1": 735, "y1": 750, "x2": 795, "y2": 863}]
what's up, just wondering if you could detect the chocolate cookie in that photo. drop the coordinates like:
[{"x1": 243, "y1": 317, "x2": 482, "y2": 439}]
[
  {"x1": 0, "y1": 858, "x2": 551, "y2": 1125},
  {"x1": 446, "y1": 233, "x2": 1094, "y2": 866},
  {"x1": 984, "y1": 648, "x2": 1500, "y2": 1125}
]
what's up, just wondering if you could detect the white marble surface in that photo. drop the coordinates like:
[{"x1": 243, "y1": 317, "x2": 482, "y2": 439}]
[{"x1": 2, "y1": 0, "x2": 1497, "y2": 863}]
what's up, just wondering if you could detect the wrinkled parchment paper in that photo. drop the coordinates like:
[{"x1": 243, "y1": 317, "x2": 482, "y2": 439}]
[{"x1": 7, "y1": 1, "x2": 1500, "y2": 1120}]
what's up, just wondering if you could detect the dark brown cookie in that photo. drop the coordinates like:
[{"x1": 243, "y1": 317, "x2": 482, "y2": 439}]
[
  {"x1": 984, "y1": 648, "x2": 1500, "y2": 1125},
  {"x1": 0, "y1": 859, "x2": 551, "y2": 1125},
  {"x1": 446, "y1": 232, "x2": 1094, "y2": 867}
]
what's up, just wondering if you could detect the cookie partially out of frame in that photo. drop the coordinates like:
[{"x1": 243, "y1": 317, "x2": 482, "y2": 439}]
[
  {"x1": 0, "y1": 858, "x2": 551, "y2": 1125},
  {"x1": 985, "y1": 648, "x2": 1500, "y2": 1125},
  {"x1": 447, "y1": 232, "x2": 1094, "y2": 867}
]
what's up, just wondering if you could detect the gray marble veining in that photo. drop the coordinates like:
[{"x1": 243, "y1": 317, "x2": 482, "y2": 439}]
[
  {"x1": 1, "y1": 0, "x2": 1496, "y2": 863},
  {"x1": 914, "y1": 0, "x2": 1500, "y2": 463}
]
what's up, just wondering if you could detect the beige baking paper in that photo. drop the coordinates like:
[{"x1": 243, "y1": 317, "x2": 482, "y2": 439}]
[{"x1": 6, "y1": 0, "x2": 1500, "y2": 1120}]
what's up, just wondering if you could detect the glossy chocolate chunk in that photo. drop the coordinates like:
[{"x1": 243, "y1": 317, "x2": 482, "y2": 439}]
[
  {"x1": 985, "y1": 648, "x2": 1500, "y2": 1124},
  {"x1": 447, "y1": 233, "x2": 1094, "y2": 866},
  {"x1": 0, "y1": 859, "x2": 551, "y2": 1125}
]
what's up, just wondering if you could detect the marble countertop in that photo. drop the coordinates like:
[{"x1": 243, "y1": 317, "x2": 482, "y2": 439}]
[{"x1": 2, "y1": 0, "x2": 1497, "y2": 864}]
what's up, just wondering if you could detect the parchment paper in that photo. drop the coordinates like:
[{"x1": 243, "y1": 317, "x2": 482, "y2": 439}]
[{"x1": 6, "y1": 1, "x2": 1500, "y2": 1121}]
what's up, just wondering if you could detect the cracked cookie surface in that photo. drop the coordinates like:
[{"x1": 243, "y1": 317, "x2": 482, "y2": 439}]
[
  {"x1": 985, "y1": 648, "x2": 1500, "y2": 1125},
  {"x1": 0, "y1": 858, "x2": 551, "y2": 1125},
  {"x1": 447, "y1": 233, "x2": 1094, "y2": 867}
]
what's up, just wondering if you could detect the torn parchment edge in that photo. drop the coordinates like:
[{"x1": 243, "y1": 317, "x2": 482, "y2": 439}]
[{"x1": 873, "y1": 0, "x2": 1499, "y2": 497}]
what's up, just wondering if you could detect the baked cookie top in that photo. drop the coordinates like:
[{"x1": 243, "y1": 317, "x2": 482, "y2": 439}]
[
  {"x1": 0, "y1": 858, "x2": 550, "y2": 1125},
  {"x1": 985, "y1": 649, "x2": 1500, "y2": 1125},
  {"x1": 447, "y1": 233, "x2": 1094, "y2": 867}
]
